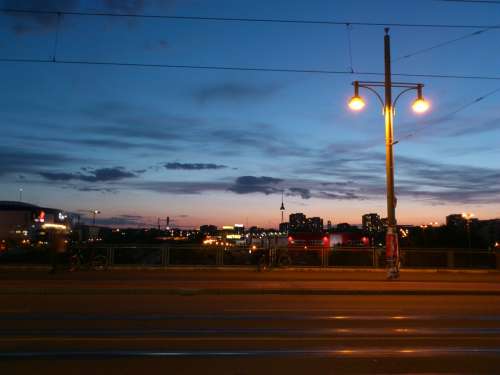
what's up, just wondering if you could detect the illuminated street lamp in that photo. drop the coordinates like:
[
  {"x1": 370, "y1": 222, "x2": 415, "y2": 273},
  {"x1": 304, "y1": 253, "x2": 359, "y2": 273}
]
[
  {"x1": 90, "y1": 209, "x2": 101, "y2": 225},
  {"x1": 347, "y1": 29, "x2": 430, "y2": 280},
  {"x1": 461, "y1": 212, "x2": 474, "y2": 249}
]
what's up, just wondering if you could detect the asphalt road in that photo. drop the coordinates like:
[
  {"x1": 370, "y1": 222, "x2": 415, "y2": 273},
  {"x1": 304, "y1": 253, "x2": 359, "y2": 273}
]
[{"x1": 1, "y1": 269, "x2": 500, "y2": 374}]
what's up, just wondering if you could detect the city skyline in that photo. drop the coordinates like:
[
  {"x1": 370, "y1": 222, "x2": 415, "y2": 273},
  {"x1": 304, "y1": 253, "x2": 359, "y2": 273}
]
[{"x1": 1, "y1": 0, "x2": 500, "y2": 228}]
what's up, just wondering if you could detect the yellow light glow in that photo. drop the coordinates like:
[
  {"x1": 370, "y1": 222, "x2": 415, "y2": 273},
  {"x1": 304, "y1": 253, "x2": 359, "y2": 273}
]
[
  {"x1": 412, "y1": 98, "x2": 429, "y2": 113},
  {"x1": 462, "y1": 212, "x2": 474, "y2": 220},
  {"x1": 41, "y1": 223, "x2": 67, "y2": 230},
  {"x1": 348, "y1": 95, "x2": 365, "y2": 111}
]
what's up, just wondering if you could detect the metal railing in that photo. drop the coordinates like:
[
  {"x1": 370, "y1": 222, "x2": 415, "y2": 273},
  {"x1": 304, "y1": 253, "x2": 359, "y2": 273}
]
[{"x1": 1, "y1": 244, "x2": 499, "y2": 269}]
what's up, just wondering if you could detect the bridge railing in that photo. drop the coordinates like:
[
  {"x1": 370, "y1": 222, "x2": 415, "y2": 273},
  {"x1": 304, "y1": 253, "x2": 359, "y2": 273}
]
[{"x1": 1, "y1": 244, "x2": 498, "y2": 269}]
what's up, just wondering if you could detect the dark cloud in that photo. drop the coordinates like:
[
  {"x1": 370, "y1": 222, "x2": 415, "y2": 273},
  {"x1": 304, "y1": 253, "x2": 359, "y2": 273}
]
[
  {"x1": 39, "y1": 167, "x2": 138, "y2": 182},
  {"x1": 288, "y1": 187, "x2": 312, "y2": 199},
  {"x1": 297, "y1": 145, "x2": 500, "y2": 204},
  {"x1": 165, "y1": 162, "x2": 228, "y2": 170},
  {"x1": 94, "y1": 214, "x2": 145, "y2": 227},
  {"x1": 228, "y1": 176, "x2": 283, "y2": 195},
  {"x1": 102, "y1": 0, "x2": 148, "y2": 12},
  {"x1": 0, "y1": 148, "x2": 76, "y2": 176},
  {"x1": 81, "y1": 101, "x2": 309, "y2": 158},
  {"x1": 194, "y1": 83, "x2": 284, "y2": 104},
  {"x1": 2, "y1": 0, "x2": 77, "y2": 35},
  {"x1": 145, "y1": 39, "x2": 169, "y2": 50},
  {"x1": 317, "y1": 191, "x2": 361, "y2": 200},
  {"x1": 129, "y1": 174, "x2": 367, "y2": 202},
  {"x1": 131, "y1": 181, "x2": 229, "y2": 195}
]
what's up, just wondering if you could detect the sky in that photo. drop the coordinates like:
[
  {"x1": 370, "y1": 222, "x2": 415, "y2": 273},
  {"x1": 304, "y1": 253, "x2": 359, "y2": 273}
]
[{"x1": 1, "y1": 0, "x2": 500, "y2": 228}]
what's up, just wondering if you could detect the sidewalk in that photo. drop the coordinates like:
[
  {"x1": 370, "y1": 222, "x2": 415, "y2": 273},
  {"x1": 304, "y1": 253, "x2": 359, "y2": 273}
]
[{"x1": 1, "y1": 268, "x2": 499, "y2": 296}]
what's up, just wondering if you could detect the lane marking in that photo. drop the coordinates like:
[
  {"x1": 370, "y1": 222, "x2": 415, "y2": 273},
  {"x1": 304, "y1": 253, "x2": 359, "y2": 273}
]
[
  {"x1": 2, "y1": 313, "x2": 500, "y2": 321},
  {"x1": 2, "y1": 335, "x2": 500, "y2": 342},
  {"x1": 2, "y1": 347, "x2": 500, "y2": 359},
  {"x1": 2, "y1": 327, "x2": 500, "y2": 337}
]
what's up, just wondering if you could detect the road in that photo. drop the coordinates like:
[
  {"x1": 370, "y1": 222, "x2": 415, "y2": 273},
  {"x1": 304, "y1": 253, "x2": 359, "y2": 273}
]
[{"x1": 1, "y1": 269, "x2": 500, "y2": 374}]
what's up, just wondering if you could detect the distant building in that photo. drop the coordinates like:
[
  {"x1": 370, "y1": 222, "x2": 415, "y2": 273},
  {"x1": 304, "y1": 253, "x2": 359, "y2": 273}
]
[
  {"x1": 446, "y1": 214, "x2": 466, "y2": 227},
  {"x1": 289, "y1": 213, "x2": 324, "y2": 233},
  {"x1": 289, "y1": 213, "x2": 307, "y2": 233},
  {"x1": 362, "y1": 213, "x2": 382, "y2": 233},
  {"x1": 279, "y1": 222, "x2": 289, "y2": 233},
  {"x1": 0, "y1": 201, "x2": 70, "y2": 248},
  {"x1": 199, "y1": 225, "x2": 218, "y2": 236},
  {"x1": 307, "y1": 217, "x2": 323, "y2": 232},
  {"x1": 327, "y1": 220, "x2": 332, "y2": 232},
  {"x1": 336, "y1": 223, "x2": 353, "y2": 232}
]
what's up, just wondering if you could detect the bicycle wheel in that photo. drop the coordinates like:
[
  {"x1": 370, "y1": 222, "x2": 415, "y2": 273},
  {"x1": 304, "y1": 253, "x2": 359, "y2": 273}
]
[
  {"x1": 91, "y1": 255, "x2": 108, "y2": 271},
  {"x1": 69, "y1": 254, "x2": 81, "y2": 272}
]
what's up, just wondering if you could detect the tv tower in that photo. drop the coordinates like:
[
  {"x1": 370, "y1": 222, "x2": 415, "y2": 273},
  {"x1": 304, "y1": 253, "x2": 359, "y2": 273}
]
[{"x1": 280, "y1": 191, "x2": 285, "y2": 224}]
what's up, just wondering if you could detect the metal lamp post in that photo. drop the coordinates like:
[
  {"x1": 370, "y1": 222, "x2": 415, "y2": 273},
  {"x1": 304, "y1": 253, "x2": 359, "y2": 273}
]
[
  {"x1": 348, "y1": 28, "x2": 430, "y2": 280},
  {"x1": 462, "y1": 212, "x2": 474, "y2": 249},
  {"x1": 91, "y1": 210, "x2": 101, "y2": 225}
]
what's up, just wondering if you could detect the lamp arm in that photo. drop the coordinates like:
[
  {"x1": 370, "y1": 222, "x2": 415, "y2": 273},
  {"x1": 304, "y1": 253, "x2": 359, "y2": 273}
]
[
  {"x1": 392, "y1": 87, "x2": 417, "y2": 109},
  {"x1": 359, "y1": 84, "x2": 385, "y2": 109}
]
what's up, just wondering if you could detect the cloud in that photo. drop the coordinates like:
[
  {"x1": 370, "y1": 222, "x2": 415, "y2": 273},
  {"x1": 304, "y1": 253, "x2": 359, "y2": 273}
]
[
  {"x1": 228, "y1": 176, "x2": 283, "y2": 195},
  {"x1": 2, "y1": 0, "x2": 78, "y2": 35},
  {"x1": 0, "y1": 147, "x2": 76, "y2": 176},
  {"x1": 94, "y1": 214, "x2": 145, "y2": 227},
  {"x1": 39, "y1": 167, "x2": 138, "y2": 182},
  {"x1": 288, "y1": 187, "x2": 312, "y2": 199},
  {"x1": 131, "y1": 181, "x2": 229, "y2": 195},
  {"x1": 194, "y1": 82, "x2": 284, "y2": 104},
  {"x1": 129, "y1": 174, "x2": 368, "y2": 201},
  {"x1": 294, "y1": 144, "x2": 500, "y2": 204},
  {"x1": 81, "y1": 101, "x2": 309, "y2": 158},
  {"x1": 145, "y1": 39, "x2": 169, "y2": 51},
  {"x1": 165, "y1": 162, "x2": 228, "y2": 170}
]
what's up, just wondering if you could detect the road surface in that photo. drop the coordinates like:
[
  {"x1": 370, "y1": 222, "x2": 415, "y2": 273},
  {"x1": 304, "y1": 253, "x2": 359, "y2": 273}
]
[{"x1": 1, "y1": 269, "x2": 500, "y2": 374}]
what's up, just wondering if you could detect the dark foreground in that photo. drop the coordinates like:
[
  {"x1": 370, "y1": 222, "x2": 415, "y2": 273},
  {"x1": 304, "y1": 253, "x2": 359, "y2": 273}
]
[{"x1": 1, "y1": 269, "x2": 500, "y2": 374}]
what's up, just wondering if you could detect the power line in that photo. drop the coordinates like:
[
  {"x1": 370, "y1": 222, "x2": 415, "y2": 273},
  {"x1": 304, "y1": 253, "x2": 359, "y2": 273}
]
[
  {"x1": 393, "y1": 28, "x2": 493, "y2": 62},
  {"x1": 2, "y1": 8, "x2": 500, "y2": 29},
  {"x1": 1, "y1": 57, "x2": 500, "y2": 81}
]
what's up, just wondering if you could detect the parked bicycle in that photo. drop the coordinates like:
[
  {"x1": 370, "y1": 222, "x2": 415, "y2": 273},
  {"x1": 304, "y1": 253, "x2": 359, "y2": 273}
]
[{"x1": 70, "y1": 247, "x2": 108, "y2": 271}]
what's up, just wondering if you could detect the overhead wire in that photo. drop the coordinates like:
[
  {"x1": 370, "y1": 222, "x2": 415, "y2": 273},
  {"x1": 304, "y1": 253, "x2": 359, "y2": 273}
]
[
  {"x1": 1, "y1": 57, "x2": 500, "y2": 81},
  {"x1": 2, "y1": 8, "x2": 500, "y2": 29},
  {"x1": 392, "y1": 28, "x2": 493, "y2": 62}
]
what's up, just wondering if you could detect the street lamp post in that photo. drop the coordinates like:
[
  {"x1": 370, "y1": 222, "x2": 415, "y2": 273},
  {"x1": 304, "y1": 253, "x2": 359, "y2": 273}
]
[
  {"x1": 462, "y1": 212, "x2": 474, "y2": 249},
  {"x1": 348, "y1": 28, "x2": 430, "y2": 280},
  {"x1": 91, "y1": 210, "x2": 101, "y2": 225}
]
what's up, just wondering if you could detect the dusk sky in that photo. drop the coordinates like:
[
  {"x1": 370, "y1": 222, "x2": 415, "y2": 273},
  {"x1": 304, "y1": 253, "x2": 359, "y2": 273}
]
[{"x1": 1, "y1": 0, "x2": 500, "y2": 228}]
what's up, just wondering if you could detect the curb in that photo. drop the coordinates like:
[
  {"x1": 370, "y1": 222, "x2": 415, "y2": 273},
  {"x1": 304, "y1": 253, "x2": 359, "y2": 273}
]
[
  {"x1": 0, "y1": 265, "x2": 497, "y2": 273},
  {"x1": 2, "y1": 287, "x2": 500, "y2": 296}
]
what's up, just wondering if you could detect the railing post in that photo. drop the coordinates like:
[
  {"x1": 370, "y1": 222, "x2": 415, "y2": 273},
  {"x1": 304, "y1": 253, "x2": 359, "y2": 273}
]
[
  {"x1": 165, "y1": 247, "x2": 170, "y2": 266},
  {"x1": 447, "y1": 250, "x2": 455, "y2": 268},
  {"x1": 496, "y1": 249, "x2": 500, "y2": 270},
  {"x1": 216, "y1": 247, "x2": 223, "y2": 266},
  {"x1": 108, "y1": 247, "x2": 114, "y2": 267},
  {"x1": 322, "y1": 248, "x2": 329, "y2": 267}
]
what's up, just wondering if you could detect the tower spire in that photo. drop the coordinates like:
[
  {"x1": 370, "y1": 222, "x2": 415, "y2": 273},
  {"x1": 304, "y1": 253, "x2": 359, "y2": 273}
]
[{"x1": 280, "y1": 190, "x2": 285, "y2": 223}]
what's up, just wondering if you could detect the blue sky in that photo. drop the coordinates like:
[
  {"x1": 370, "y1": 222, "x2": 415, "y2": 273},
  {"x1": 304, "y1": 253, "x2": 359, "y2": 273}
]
[{"x1": 1, "y1": 0, "x2": 500, "y2": 228}]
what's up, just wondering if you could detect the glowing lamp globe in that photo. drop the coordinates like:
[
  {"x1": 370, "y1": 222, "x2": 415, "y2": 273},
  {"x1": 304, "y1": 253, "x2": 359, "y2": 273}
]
[
  {"x1": 348, "y1": 95, "x2": 365, "y2": 111},
  {"x1": 412, "y1": 98, "x2": 429, "y2": 114}
]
